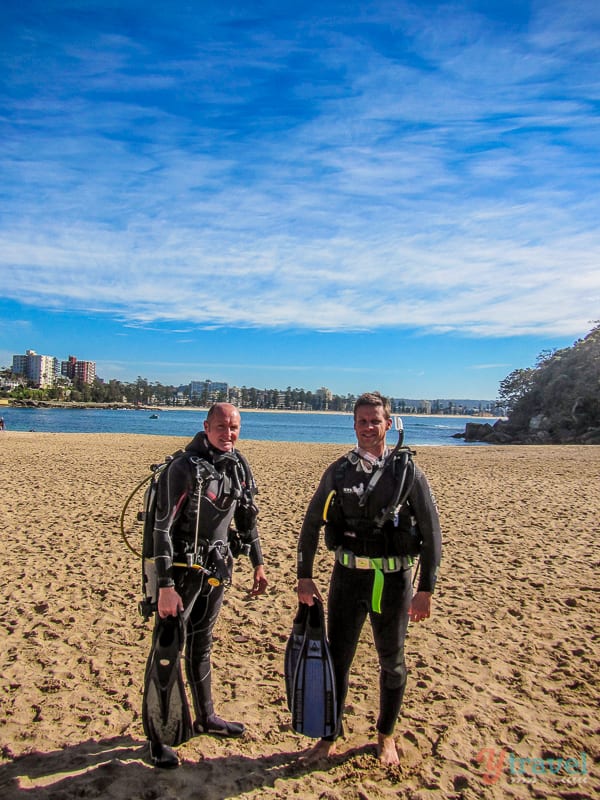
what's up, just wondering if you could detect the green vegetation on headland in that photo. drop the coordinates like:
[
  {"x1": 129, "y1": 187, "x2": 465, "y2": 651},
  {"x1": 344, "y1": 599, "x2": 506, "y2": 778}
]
[{"x1": 456, "y1": 323, "x2": 600, "y2": 444}]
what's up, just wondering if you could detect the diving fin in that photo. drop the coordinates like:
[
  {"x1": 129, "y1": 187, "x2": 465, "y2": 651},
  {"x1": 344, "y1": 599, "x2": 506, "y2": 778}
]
[
  {"x1": 142, "y1": 614, "x2": 193, "y2": 746},
  {"x1": 290, "y1": 600, "x2": 338, "y2": 739},
  {"x1": 284, "y1": 603, "x2": 309, "y2": 711}
]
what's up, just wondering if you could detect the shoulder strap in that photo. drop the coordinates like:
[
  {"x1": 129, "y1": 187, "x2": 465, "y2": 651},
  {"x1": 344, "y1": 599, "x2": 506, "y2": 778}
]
[
  {"x1": 234, "y1": 450, "x2": 257, "y2": 496},
  {"x1": 188, "y1": 454, "x2": 220, "y2": 483},
  {"x1": 333, "y1": 451, "x2": 354, "y2": 485}
]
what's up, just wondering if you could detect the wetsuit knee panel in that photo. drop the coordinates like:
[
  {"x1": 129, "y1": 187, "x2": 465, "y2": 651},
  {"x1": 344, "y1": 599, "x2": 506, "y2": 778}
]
[{"x1": 380, "y1": 662, "x2": 408, "y2": 690}]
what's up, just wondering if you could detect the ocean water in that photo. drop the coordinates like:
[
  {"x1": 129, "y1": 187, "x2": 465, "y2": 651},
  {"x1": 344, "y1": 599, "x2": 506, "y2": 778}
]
[{"x1": 0, "y1": 407, "x2": 494, "y2": 446}]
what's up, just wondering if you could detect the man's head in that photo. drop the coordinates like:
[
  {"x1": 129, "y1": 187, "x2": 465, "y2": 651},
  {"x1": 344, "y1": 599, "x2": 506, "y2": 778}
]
[
  {"x1": 353, "y1": 392, "x2": 392, "y2": 456},
  {"x1": 204, "y1": 402, "x2": 241, "y2": 452}
]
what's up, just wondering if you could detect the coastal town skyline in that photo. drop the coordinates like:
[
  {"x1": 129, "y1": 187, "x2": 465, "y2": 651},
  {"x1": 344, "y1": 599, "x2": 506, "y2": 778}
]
[
  {"x1": 2, "y1": 2, "x2": 598, "y2": 399},
  {"x1": 4, "y1": 346, "x2": 497, "y2": 411}
]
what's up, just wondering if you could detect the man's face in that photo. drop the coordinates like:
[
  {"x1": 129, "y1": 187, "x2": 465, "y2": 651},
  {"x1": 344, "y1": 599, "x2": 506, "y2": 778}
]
[
  {"x1": 354, "y1": 403, "x2": 392, "y2": 456},
  {"x1": 204, "y1": 405, "x2": 241, "y2": 452}
]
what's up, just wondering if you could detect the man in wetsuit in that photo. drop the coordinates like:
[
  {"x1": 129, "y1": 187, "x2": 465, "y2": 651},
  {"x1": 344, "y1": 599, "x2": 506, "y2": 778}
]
[
  {"x1": 147, "y1": 402, "x2": 268, "y2": 768},
  {"x1": 296, "y1": 392, "x2": 441, "y2": 765}
]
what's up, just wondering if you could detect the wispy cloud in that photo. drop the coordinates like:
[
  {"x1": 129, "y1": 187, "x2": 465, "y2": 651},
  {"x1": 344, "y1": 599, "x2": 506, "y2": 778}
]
[{"x1": 2, "y1": 1, "x2": 599, "y2": 340}]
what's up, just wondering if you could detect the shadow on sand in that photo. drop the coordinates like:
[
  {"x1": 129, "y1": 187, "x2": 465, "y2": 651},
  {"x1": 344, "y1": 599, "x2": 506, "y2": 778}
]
[{"x1": 0, "y1": 735, "x2": 376, "y2": 800}]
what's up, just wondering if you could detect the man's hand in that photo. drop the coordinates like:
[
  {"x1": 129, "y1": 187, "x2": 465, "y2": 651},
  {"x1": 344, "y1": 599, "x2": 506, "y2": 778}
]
[
  {"x1": 157, "y1": 586, "x2": 184, "y2": 618},
  {"x1": 297, "y1": 578, "x2": 323, "y2": 606},
  {"x1": 248, "y1": 565, "x2": 268, "y2": 597},
  {"x1": 409, "y1": 591, "x2": 432, "y2": 622}
]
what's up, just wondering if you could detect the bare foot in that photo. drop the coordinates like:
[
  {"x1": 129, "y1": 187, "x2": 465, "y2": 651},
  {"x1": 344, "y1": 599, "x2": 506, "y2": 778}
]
[
  {"x1": 377, "y1": 733, "x2": 400, "y2": 765},
  {"x1": 300, "y1": 739, "x2": 338, "y2": 764}
]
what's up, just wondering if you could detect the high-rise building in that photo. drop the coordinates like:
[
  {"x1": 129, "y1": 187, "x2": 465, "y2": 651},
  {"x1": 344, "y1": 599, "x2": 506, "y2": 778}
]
[
  {"x1": 74, "y1": 360, "x2": 96, "y2": 385},
  {"x1": 61, "y1": 355, "x2": 78, "y2": 380},
  {"x1": 12, "y1": 350, "x2": 58, "y2": 388},
  {"x1": 61, "y1": 355, "x2": 96, "y2": 385},
  {"x1": 189, "y1": 379, "x2": 229, "y2": 402},
  {"x1": 315, "y1": 386, "x2": 333, "y2": 409}
]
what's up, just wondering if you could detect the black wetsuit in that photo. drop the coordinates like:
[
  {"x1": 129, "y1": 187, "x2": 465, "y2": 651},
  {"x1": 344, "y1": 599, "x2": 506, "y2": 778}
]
[
  {"x1": 297, "y1": 447, "x2": 442, "y2": 739},
  {"x1": 150, "y1": 431, "x2": 264, "y2": 727}
]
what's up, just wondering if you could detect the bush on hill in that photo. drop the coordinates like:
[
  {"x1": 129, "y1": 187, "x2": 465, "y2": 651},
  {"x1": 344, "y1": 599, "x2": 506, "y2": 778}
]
[{"x1": 461, "y1": 323, "x2": 600, "y2": 444}]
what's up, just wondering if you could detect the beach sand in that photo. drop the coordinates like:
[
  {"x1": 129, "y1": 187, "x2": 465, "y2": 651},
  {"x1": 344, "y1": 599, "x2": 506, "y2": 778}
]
[{"x1": 0, "y1": 432, "x2": 597, "y2": 799}]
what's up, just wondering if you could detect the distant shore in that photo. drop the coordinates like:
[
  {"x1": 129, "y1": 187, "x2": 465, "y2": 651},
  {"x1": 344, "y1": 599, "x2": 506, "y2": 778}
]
[{"x1": 2, "y1": 399, "x2": 497, "y2": 419}]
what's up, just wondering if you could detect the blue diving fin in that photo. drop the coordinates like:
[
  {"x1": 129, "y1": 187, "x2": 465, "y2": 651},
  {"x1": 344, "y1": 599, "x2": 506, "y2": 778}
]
[
  {"x1": 142, "y1": 613, "x2": 193, "y2": 746},
  {"x1": 289, "y1": 600, "x2": 338, "y2": 739}
]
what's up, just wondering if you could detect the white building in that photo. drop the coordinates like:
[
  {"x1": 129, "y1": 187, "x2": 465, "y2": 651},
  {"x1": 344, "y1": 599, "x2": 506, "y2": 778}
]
[{"x1": 12, "y1": 350, "x2": 58, "y2": 389}]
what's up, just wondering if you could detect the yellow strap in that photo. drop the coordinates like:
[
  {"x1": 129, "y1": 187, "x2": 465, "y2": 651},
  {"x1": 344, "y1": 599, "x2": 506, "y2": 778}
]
[
  {"x1": 322, "y1": 490, "x2": 336, "y2": 522},
  {"x1": 372, "y1": 568, "x2": 384, "y2": 614}
]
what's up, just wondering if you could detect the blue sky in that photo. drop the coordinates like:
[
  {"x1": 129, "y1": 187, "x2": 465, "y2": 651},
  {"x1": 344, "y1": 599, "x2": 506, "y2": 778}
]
[{"x1": 2, "y1": 1, "x2": 599, "y2": 399}]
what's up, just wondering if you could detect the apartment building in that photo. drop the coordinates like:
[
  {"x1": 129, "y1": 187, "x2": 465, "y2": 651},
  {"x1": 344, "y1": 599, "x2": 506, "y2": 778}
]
[
  {"x1": 12, "y1": 350, "x2": 58, "y2": 389},
  {"x1": 61, "y1": 355, "x2": 96, "y2": 385},
  {"x1": 11, "y1": 350, "x2": 97, "y2": 388},
  {"x1": 189, "y1": 380, "x2": 229, "y2": 402}
]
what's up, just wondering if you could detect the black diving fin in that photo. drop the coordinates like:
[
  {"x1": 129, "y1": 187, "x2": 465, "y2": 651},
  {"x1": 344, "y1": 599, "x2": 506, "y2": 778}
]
[
  {"x1": 142, "y1": 613, "x2": 193, "y2": 747},
  {"x1": 287, "y1": 600, "x2": 338, "y2": 739},
  {"x1": 284, "y1": 602, "x2": 309, "y2": 711}
]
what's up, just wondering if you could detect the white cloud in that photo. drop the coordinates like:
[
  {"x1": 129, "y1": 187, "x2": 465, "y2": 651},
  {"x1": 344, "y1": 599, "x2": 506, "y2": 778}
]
[{"x1": 2, "y1": 1, "x2": 599, "y2": 340}]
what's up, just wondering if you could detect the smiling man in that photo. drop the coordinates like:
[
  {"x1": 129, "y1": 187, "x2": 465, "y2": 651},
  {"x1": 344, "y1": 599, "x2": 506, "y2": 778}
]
[
  {"x1": 296, "y1": 392, "x2": 442, "y2": 765},
  {"x1": 143, "y1": 402, "x2": 268, "y2": 768}
]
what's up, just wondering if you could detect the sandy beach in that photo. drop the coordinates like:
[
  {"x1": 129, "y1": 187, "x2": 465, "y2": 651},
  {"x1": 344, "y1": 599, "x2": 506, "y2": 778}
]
[{"x1": 0, "y1": 431, "x2": 597, "y2": 799}]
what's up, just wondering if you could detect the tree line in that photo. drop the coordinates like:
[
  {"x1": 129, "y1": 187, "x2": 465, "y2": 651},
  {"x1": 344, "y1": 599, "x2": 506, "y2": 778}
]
[{"x1": 0, "y1": 371, "x2": 488, "y2": 415}]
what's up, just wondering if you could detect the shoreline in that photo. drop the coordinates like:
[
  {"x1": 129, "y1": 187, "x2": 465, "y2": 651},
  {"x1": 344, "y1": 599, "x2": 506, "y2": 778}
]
[{"x1": 1, "y1": 401, "x2": 498, "y2": 420}]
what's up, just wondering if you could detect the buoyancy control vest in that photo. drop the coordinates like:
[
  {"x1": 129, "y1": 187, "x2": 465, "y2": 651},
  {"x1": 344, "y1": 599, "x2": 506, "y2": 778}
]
[
  {"x1": 122, "y1": 440, "x2": 260, "y2": 619},
  {"x1": 174, "y1": 450, "x2": 258, "y2": 562},
  {"x1": 323, "y1": 447, "x2": 422, "y2": 558},
  {"x1": 142, "y1": 447, "x2": 259, "y2": 569}
]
